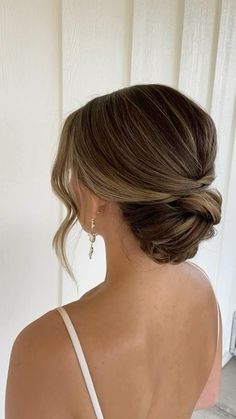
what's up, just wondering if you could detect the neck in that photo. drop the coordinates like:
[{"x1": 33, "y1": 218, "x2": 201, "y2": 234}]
[{"x1": 102, "y1": 222, "x2": 172, "y2": 290}]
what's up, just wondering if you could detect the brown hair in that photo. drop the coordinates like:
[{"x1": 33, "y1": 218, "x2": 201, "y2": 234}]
[{"x1": 51, "y1": 84, "x2": 222, "y2": 282}]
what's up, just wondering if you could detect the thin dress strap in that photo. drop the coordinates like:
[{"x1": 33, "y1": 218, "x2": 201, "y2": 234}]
[{"x1": 56, "y1": 306, "x2": 105, "y2": 419}]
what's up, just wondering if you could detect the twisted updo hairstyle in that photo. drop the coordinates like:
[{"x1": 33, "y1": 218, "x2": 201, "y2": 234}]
[{"x1": 51, "y1": 84, "x2": 222, "y2": 281}]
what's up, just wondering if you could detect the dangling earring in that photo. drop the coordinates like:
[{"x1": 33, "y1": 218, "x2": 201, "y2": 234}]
[
  {"x1": 88, "y1": 218, "x2": 96, "y2": 259},
  {"x1": 88, "y1": 210, "x2": 102, "y2": 259}
]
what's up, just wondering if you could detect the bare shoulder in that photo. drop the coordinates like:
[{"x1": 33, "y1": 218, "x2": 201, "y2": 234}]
[
  {"x1": 5, "y1": 308, "x2": 76, "y2": 419},
  {"x1": 148, "y1": 261, "x2": 220, "y2": 417},
  {"x1": 184, "y1": 261, "x2": 218, "y2": 316},
  {"x1": 174, "y1": 262, "x2": 220, "y2": 397},
  {"x1": 6, "y1": 308, "x2": 67, "y2": 367},
  {"x1": 179, "y1": 261, "x2": 219, "y2": 343}
]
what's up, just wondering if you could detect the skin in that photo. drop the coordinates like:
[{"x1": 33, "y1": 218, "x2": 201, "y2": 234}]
[{"x1": 5, "y1": 179, "x2": 221, "y2": 419}]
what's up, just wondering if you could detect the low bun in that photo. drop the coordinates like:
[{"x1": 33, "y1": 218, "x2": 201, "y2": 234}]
[
  {"x1": 174, "y1": 189, "x2": 222, "y2": 223},
  {"x1": 119, "y1": 187, "x2": 222, "y2": 265}
]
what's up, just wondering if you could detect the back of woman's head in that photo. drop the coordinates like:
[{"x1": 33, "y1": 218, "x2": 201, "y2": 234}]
[{"x1": 51, "y1": 84, "x2": 222, "y2": 280}]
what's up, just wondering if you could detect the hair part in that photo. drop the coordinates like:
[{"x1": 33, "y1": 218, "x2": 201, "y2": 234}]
[{"x1": 50, "y1": 84, "x2": 222, "y2": 282}]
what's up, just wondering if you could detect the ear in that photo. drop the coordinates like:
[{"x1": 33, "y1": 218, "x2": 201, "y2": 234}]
[
  {"x1": 76, "y1": 180, "x2": 108, "y2": 217},
  {"x1": 90, "y1": 193, "x2": 107, "y2": 217}
]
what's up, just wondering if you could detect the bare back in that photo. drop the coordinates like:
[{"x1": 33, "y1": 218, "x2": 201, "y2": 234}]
[{"x1": 53, "y1": 261, "x2": 220, "y2": 419}]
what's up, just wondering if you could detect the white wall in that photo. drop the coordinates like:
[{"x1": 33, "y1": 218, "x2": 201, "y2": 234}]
[
  {"x1": 0, "y1": 1, "x2": 61, "y2": 416},
  {"x1": 1, "y1": 0, "x2": 235, "y2": 416}
]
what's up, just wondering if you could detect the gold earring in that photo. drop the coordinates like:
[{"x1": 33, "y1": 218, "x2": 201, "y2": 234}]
[
  {"x1": 88, "y1": 210, "x2": 102, "y2": 259},
  {"x1": 88, "y1": 218, "x2": 96, "y2": 259}
]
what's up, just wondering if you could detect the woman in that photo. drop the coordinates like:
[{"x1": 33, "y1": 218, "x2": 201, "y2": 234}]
[{"x1": 5, "y1": 84, "x2": 222, "y2": 419}]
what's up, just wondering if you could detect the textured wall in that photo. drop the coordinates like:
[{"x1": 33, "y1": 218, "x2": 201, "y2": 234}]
[{"x1": 1, "y1": 0, "x2": 235, "y2": 415}]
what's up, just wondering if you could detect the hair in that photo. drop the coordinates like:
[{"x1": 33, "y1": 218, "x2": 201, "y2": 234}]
[{"x1": 50, "y1": 83, "x2": 222, "y2": 282}]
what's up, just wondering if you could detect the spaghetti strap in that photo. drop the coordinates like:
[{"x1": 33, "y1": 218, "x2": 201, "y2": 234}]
[{"x1": 56, "y1": 306, "x2": 105, "y2": 419}]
